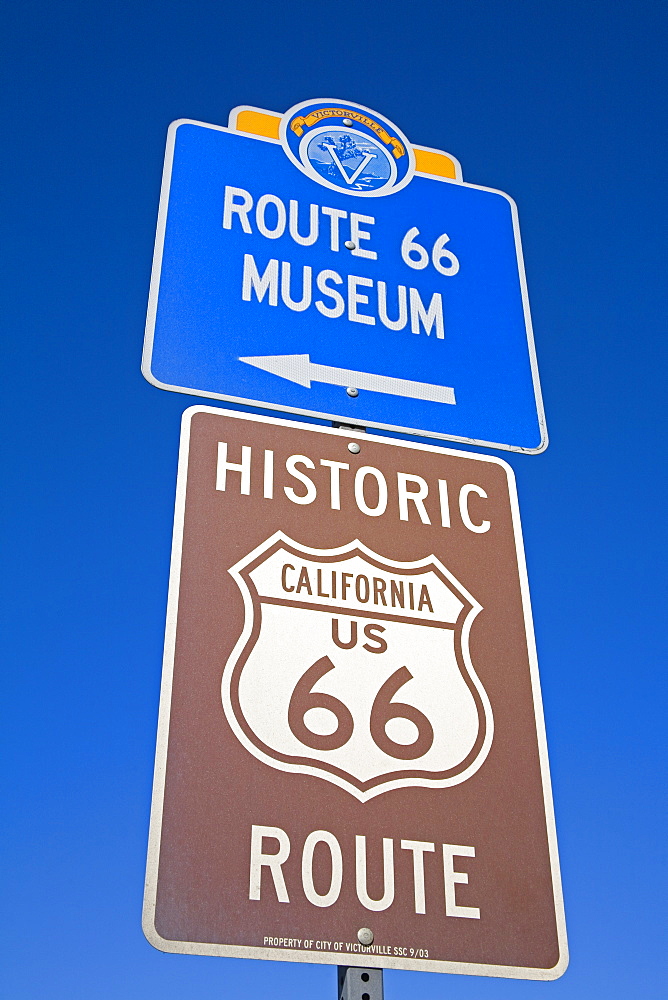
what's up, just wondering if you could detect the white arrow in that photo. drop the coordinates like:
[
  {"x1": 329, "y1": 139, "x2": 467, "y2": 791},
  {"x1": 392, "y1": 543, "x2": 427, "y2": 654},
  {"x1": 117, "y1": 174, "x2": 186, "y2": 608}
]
[{"x1": 239, "y1": 354, "x2": 456, "y2": 405}]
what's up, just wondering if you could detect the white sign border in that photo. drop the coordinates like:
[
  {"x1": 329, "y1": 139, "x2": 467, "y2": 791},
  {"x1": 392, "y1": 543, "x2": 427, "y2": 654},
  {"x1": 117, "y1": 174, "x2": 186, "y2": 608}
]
[
  {"x1": 141, "y1": 118, "x2": 549, "y2": 455},
  {"x1": 142, "y1": 405, "x2": 567, "y2": 980}
]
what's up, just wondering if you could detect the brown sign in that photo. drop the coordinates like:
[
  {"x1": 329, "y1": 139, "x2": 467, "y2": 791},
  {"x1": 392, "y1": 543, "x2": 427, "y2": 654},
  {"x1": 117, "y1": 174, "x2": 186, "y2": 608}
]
[{"x1": 143, "y1": 406, "x2": 567, "y2": 980}]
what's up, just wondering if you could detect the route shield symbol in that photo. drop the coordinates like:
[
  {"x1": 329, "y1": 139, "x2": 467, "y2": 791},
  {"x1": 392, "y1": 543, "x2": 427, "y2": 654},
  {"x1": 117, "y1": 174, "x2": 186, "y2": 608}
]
[{"x1": 222, "y1": 532, "x2": 493, "y2": 800}]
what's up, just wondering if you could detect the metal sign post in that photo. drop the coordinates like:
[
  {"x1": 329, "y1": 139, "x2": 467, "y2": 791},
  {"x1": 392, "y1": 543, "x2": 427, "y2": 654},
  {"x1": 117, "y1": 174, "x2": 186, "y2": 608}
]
[{"x1": 338, "y1": 965, "x2": 383, "y2": 1000}]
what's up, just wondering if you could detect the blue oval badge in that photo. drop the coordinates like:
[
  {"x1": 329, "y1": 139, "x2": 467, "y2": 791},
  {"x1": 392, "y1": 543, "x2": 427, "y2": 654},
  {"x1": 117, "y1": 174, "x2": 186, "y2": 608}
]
[{"x1": 280, "y1": 99, "x2": 415, "y2": 197}]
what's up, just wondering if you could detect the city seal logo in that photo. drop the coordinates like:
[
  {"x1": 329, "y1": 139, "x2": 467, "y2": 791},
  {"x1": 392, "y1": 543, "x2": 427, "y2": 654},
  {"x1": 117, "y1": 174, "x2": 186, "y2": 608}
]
[
  {"x1": 280, "y1": 98, "x2": 415, "y2": 198},
  {"x1": 222, "y1": 532, "x2": 493, "y2": 801}
]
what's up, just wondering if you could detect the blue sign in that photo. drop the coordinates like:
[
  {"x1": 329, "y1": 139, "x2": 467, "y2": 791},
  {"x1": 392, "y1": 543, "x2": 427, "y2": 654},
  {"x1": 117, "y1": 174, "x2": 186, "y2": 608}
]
[{"x1": 143, "y1": 99, "x2": 547, "y2": 452}]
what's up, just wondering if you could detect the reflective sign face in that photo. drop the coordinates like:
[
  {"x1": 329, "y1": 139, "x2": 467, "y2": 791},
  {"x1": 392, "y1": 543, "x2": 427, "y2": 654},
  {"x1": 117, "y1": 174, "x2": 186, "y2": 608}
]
[
  {"x1": 143, "y1": 407, "x2": 567, "y2": 980},
  {"x1": 142, "y1": 100, "x2": 547, "y2": 453}
]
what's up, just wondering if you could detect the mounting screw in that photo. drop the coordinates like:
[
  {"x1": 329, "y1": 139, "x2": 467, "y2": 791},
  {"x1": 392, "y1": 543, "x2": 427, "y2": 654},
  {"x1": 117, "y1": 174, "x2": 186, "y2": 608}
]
[
  {"x1": 348, "y1": 442, "x2": 361, "y2": 455},
  {"x1": 344, "y1": 240, "x2": 356, "y2": 250},
  {"x1": 346, "y1": 387, "x2": 359, "y2": 397},
  {"x1": 342, "y1": 118, "x2": 353, "y2": 127},
  {"x1": 357, "y1": 927, "x2": 374, "y2": 946}
]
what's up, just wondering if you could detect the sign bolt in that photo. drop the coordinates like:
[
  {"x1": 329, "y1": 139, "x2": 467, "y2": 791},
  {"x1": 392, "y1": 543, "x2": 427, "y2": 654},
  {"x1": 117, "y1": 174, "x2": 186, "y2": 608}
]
[
  {"x1": 342, "y1": 118, "x2": 353, "y2": 127},
  {"x1": 347, "y1": 387, "x2": 359, "y2": 397},
  {"x1": 357, "y1": 927, "x2": 374, "y2": 946},
  {"x1": 344, "y1": 240, "x2": 356, "y2": 250},
  {"x1": 348, "y1": 442, "x2": 361, "y2": 454}
]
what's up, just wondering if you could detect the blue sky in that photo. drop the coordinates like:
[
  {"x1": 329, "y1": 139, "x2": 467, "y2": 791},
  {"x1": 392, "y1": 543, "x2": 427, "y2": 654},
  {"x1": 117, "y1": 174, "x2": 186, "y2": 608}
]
[{"x1": 1, "y1": 1, "x2": 666, "y2": 997}]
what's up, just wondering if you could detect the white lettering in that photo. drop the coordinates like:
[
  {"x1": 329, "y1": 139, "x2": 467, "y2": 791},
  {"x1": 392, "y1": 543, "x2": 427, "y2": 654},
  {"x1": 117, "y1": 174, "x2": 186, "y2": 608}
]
[
  {"x1": 348, "y1": 275, "x2": 375, "y2": 325},
  {"x1": 315, "y1": 269, "x2": 345, "y2": 319},
  {"x1": 432, "y1": 232, "x2": 460, "y2": 276},
  {"x1": 284, "y1": 454, "x2": 317, "y2": 505},
  {"x1": 248, "y1": 824, "x2": 479, "y2": 918},
  {"x1": 301, "y1": 831, "x2": 343, "y2": 908},
  {"x1": 409, "y1": 287, "x2": 444, "y2": 339},
  {"x1": 212, "y1": 441, "x2": 497, "y2": 539},
  {"x1": 216, "y1": 442, "x2": 251, "y2": 495},
  {"x1": 438, "y1": 479, "x2": 451, "y2": 528},
  {"x1": 355, "y1": 835, "x2": 395, "y2": 911},
  {"x1": 222, "y1": 185, "x2": 253, "y2": 233},
  {"x1": 397, "y1": 473, "x2": 431, "y2": 524},
  {"x1": 321, "y1": 206, "x2": 347, "y2": 251},
  {"x1": 242, "y1": 254, "x2": 278, "y2": 305},
  {"x1": 281, "y1": 261, "x2": 312, "y2": 312},
  {"x1": 289, "y1": 200, "x2": 319, "y2": 246},
  {"x1": 378, "y1": 281, "x2": 408, "y2": 331},
  {"x1": 350, "y1": 213, "x2": 377, "y2": 260},
  {"x1": 320, "y1": 459, "x2": 349, "y2": 510},
  {"x1": 442, "y1": 844, "x2": 480, "y2": 919},
  {"x1": 249, "y1": 825, "x2": 290, "y2": 902},
  {"x1": 255, "y1": 193, "x2": 286, "y2": 239},
  {"x1": 459, "y1": 485, "x2": 490, "y2": 533},
  {"x1": 263, "y1": 450, "x2": 274, "y2": 499},
  {"x1": 354, "y1": 466, "x2": 388, "y2": 517},
  {"x1": 239, "y1": 253, "x2": 447, "y2": 345},
  {"x1": 400, "y1": 840, "x2": 435, "y2": 914}
]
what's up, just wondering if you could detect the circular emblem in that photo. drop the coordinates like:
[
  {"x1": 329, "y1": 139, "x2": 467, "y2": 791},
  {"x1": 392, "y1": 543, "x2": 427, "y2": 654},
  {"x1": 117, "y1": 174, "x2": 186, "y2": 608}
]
[{"x1": 280, "y1": 99, "x2": 415, "y2": 198}]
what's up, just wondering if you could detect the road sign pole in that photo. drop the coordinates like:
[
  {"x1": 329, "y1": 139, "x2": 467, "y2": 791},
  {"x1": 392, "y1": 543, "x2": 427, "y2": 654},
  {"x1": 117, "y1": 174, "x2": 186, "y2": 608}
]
[{"x1": 338, "y1": 967, "x2": 384, "y2": 1000}]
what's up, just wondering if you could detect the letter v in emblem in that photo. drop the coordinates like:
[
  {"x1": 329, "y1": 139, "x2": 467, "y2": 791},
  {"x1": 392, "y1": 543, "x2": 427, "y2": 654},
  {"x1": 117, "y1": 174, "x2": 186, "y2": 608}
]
[{"x1": 327, "y1": 146, "x2": 375, "y2": 185}]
